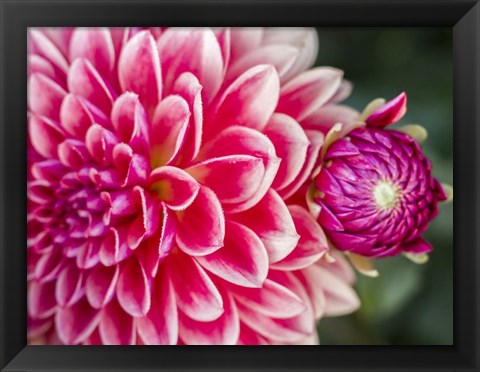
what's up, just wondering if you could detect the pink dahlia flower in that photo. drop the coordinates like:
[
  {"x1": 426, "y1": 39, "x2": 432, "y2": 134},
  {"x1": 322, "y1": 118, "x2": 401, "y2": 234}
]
[
  {"x1": 27, "y1": 27, "x2": 359, "y2": 345},
  {"x1": 309, "y1": 93, "x2": 449, "y2": 259}
]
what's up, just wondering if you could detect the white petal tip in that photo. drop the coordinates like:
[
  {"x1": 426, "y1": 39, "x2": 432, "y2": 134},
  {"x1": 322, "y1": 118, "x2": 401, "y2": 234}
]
[
  {"x1": 404, "y1": 253, "x2": 429, "y2": 264},
  {"x1": 442, "y1": 183, "x2": 453, "y2": 202},
  {"x1": 398, "y1": 124, "x2": 428, "y2": 143},
  {"x1": 347, "y1": 252, "x2": 379, "y2": 278},
  {"x1": 359, "y1": 98, "x2": 386, "y2": 121}
]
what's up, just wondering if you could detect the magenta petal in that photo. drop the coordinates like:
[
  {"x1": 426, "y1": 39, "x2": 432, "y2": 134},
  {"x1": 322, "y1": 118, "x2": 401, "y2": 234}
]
[
  {"x1": 196, "y1": 220, "x2": 268, "y2": 288},
  {"x1": 231, "y1": 189, "x2": 299, "y2": 264},
  {"x1": 55, "y1": 298, "x2": 100, "y2": 345},
  {"x1": 55, "y1": 263, "x2": 84, "y2": 307},
  {"x1": 150, "y1": 166, "x2": 200, "y2": 210},
  {"x1": 116, "y1": 256, "x2": 151, "y2": 317},
  {"x1": 272, "y1": 206, "x2": 328, "y2": 271},
  {"x1": 69, "y1": 28, "x2": 115, "y2": 79},
  {"x1": 127, "y1": 187, "x2": 160, "y2": 249},
  {"x1": 118, "y1": 30, "x2": 162, "y2": 111},
  {"x1": 85, "y1": 264, "x2": 119, "y2": 309},
  {"x1": 150, "y1": 95, "x2": 190, "y2": 167},
  {"x1": 264, "y1": 113, "x2": 309, "y2": 190},
  {"x1": 178, "y1": 289, "x2": 240, "y2": 345},
  {"x1": 176, "y1": 186, "x2": 225, "y2": 256},
  {"x1": 168, "y1": 253, "x2": 224, "y2": 322},
  {"x1": 277, "y1": 67, "x2": 343, "y2": 121},
  {"x1": 137, "y1": 267, "x2": 178, "y2": 345},
  {"x1": 99, "y1": 298, "x2": 136, "y2": 345},
  {"x1": 402, "y1": 238, "x2": 433, "y2": 254},
  {"x1": 187, "y1": 155, "x2": 264, "y2": 204},
  {"x1": 207, "y1": 65, "x2": 280, "y2": 135},
  {"x1": 28, "y1": 73, "x2": 67, "y2": 120},
  {"x1": 366, "y1": 92, "x2": 407, "y2": 128},
  {"x1": 68, "y1": 58, "x2": 115, "y2": 114},
  {"x1": 232, "y1": 278, "x2": 306, "y2": 319}
]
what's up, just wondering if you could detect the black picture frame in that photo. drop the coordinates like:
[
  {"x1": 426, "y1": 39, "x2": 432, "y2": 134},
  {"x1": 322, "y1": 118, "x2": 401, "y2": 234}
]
[{"x1": 1, "y1": 0, "x2": 478, "y2": 371}]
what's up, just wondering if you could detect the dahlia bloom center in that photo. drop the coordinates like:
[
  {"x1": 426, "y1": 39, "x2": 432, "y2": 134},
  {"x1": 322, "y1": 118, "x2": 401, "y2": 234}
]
[{"x1": 373, "y1": 180, "x2": 399, "y2": 210}]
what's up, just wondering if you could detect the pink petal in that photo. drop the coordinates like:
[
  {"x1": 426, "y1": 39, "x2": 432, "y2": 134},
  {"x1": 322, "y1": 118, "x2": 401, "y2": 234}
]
[
  {"x1": 75, "y1": 239, "x2": 101, "y2": 270},
  {"x1": 232, "y1": 278, "x2": 305, "y2": 319},
  {"x1": 277, "y1": 67, "x2": 343, "y2": 121},
  {"x1": 69, "y1": 28, "x2": 115, "y2": 79},
  {"x1": 302, "y1": 104, "x2": 360, "y2": 134},
  {"x1": 28, "y1": 55, "x2": 56, "y2": 79},
  {"x1": 28, "y1": 29, "x2": 69, "y2": 74},
  {"x1": 127, "y1": 187, "x2": 160, "y2": 249},
  {"x1": 187, "y1": 155, "x2": 264, "y2": 205},
  {"x1": 55, "y1": 298, "x2": 100, "y2": 345},
  {"x1": 57, "y1": 139, "x2": 90, "y2": 168},
  {"x1": 150, "y1": 95, "x2": 190, "y2": 167},
  {"x1": 60, "y1": 94, "x2": 109, "y2": 138},
  {"x1": 116, "y1": 256, "x2": 151, "y2": 317},
  {"x1": 196, "y1": 220, "x2": 268, "y2": 288},
  {"x1": 168, "y1": 253, "x2": 224, "y2": 322},
  {"x1": 137, "y1": 267, "x2": 178, "y2": 345},
  {"x1": 272, "y1": 206, "x2": 328, "y2": 271},
  {"x1": 236, "y1": 272, "x2": 313, "y2": 343},
  {"x1": 55, "y1": 262, "x2": 84, "y2": 307},
  {"x1": 277, "y1": 129, "x2": 324, "y2": 199},
  {"x1": 99, "y1": 226, "x2": 133, "y2": 266},
  {"x1": 28, "y1": 115, "x2": 65, "y2": 159},
  {"x1": 84, "y1": 124, "x2": 119, "y2": 165},
  {"x1": 178, "y1": 288, "x2": 239, "y2": 345},
  {"x1": 28, "y1": 280, "x2": 57, "y2": 319},
  {"x1": 157, "y1": 28, "x2": 223, "y2": 103},
  {"x1": 301, "y1": 264, "x2": 360, "y2": 317},
  {"x1": 206, "y1": 65, "x2": 280, "y2": 135},
  {"x1": 366, "y1": 92, "x2": 407, "y2": 128},
  {"x1": 85, "y1": 264, "x2": 119, "y2": 309},
  {"x1": 226, "y1": 44, "x2": 299, "y2": 83},
  {"x1": 264, "y1": 113, "x2": 309, "y2": 190},
  {"x1": 111, "y1": 92, "x2": 149, "y2": 154},
  {"x1": 175, "y1": 186, "x2": 225, "y2": 256},
  {"x1": 327, "y1": 79, "x2": 353, "y2": 104},
  {"x1": 231, "y1": 189, "x2": 299, "y2": 263},
  {"x1": 118, "y1": 30, "x2": 162, "y2": 111},
  {"x1": 41, "y1": 28, "x2": 73, "y2": 57},
  {"x1": 171, "y1": 72, "x2": 203, "y2": 163},
  {"x1": 28, "y1": 73, "x2": 67, "y2": 120},
  {"x1": 199, "y1": 126, "x2": 281, "y2": 213},
  {"x1": 68, "y1": 58, "x2": 115, "y2": 114},
  {"x1": 262, "y1": 28, "x2": 319, "y2": 82},
  {"x1": 229, "y1": 28, "x2": 264, "y2": 61},
  {"x1": 99, "y1": 298, "x2": 136, "y2": 345},
  {"x1": 237, "y1": 323, "x2": 268, "y2": 345},
  {"x1": 149, "y1": 166, "x2": 200, "y2": 210}
]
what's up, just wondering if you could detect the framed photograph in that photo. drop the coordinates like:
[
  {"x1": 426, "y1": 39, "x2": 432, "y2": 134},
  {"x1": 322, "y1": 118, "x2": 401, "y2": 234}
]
[{"x1": 1, "y1": 0, "x2": 478, "y2": 371}]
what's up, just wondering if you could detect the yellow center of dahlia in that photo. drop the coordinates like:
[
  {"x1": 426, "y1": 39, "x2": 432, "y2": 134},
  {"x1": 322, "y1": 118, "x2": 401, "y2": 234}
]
[{"x1": 373, "y1": 180, "x2": 399, "y2": 209}]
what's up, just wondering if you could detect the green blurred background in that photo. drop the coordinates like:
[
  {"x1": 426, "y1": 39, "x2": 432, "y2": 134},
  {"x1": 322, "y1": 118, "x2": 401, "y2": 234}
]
[{"x1": 314, "y1": 28, "x2": 453, "y2": 345}]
